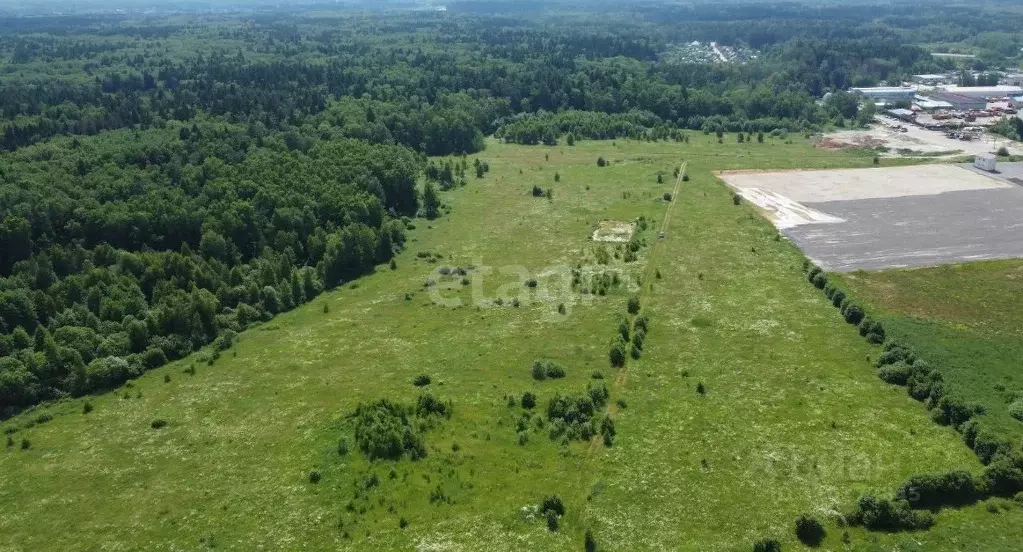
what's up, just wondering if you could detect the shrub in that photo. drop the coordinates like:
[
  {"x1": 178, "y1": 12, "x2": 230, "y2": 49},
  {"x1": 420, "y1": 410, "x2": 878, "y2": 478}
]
[
  {"x1": 627, "y1": 296, "x2": 641, "y2": 314},
  {"x1": 525, "y1": 278, "x2": 538, "y2": 288},
  {"x1": 82, "y1": 401, "x2": 93, "y2": 414},
  {"x1": 634, "y1": 316, "x2": 648, "y2": 333},
  {"x1": 546, "y1": 362, "x2": 566, "y2": 379},
  {"x1": 142, "y1": 347, "x2": 168, "y2": 369},
  {"x1": 600, "y1": 415, "x2": 616, "y2": 446},
  {"x1": 522, "y1": 392, "x2": 537, "y2": 409},
  {"x1": 663, "y1": 192, "x2": 673, "y2": 201},
  {"x1": 794, "y1": 514, "x2": 825, "y2": 546},
  {"x1": 810, "y1": 272, "x2": 827, "y2": 289},
  {"x1": 900, "y1": 470, "x2": 980, "y2": 508},
  {"x1": 842, "y1": 303, "x2": 864, "y2": 325},
  {"x1": 213, "y1": 329, "x2": 237, "y2": 351},
  {"x1": 878, "y1": 362, "x2": 913, "y2": 385},
  {"x1": 632, "y1": 328, "x2": 646, "y2": 350},
  {"x1": 876, "y1": 343, "x2": 915, "y2": 367},
  {"x1": 596, "y1": 157, "x2": 607, "y2": 167},
  {"x1": 532, "y1": 185, "x2": 544, "y2": 197},
  {"x1": 20, "y1": 438, "x2": 30, "y2": 450},
  {"x1": 416, "y1": 393, "x2": 450, "y2": 417},
  {"x1": 849, "y1": 495, "x2": 934, "y2": 531},
  {"x1": 588, "y1": 382, "x2": 610, "y2": 407},
  {"x1": 682, "y1": 173, "x2": 690, "y2": 182},
  {"x1": 630, "y1": 344, "x2": 641, "y2": 359},
  {"x1": 151, "y1": 419, "x2": 168, "y2": 429},
  {"x1": 806, "y1": 265, "x2": 822, "y2": 283},
  {"x1": 982, "y1": 457, "x2": 1023, "y2": 496},
  {"x1": 859, "y1": 317, "x2": 885, "y2": 344},
  {"x1": 930, "y1": 394, "x2": 983, "y2": 428},
  {"x1": 532, "y1": 361, "x2": 548, "y2": 381},
  {"x1": 585, "y1": 529, "x2": 598, "y2": 552},
  {"x1": 338, "y1": 439, "x2": 349, "y2": 456},
  {"x1": 696, "y1": 382, "x2": 706, "y2": 395},
  {"x1": 557, "y1": 303, "x2": 566, "y2": 314},
  {"x1": 824, "y1": 282, "x2": 836, "y2": 299},
  {"x1": 831, "y1": 289, "x2": 845, "y2": 308},
  {"x1": 309, "y1": 471, "x2": 322, "y2": 484},
  {"x1": 732, "y1": 192, "x2": 741, "y2": 205},
  {"x1": 352, "y1": 399, "x2": 427, "y2": 461},
  {"x1": 541, "y1": 495, "x2": 565, "y2": 517},
  {"x1": 618, "y1": 319, "x2": 631, "y2": 342},
  {"x1": 997, "y1": 146, "x2": 1010, "y2": 157},
  {"x1": 752, "y1": 538, "x2": 781, "y2": 552},
  {"x1": 413, "y1": 374, "x2": 432, "y2": 387},
  {"x1": 609, "y1": 338, "x2": 627, "y2": 367},
  {"x1": 1009, "y1": 399, "x2": 1023, "y2": 422}
]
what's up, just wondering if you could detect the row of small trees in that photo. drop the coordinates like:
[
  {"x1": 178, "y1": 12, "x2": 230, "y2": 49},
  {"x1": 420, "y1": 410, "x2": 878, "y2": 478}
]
[{"x1": 802, "y1": 262, "x2": 1023, "y2": 531}]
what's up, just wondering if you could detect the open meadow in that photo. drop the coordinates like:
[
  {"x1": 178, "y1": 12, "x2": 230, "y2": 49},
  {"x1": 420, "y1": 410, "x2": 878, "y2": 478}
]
[{"x1": 2, "y1": 135, "x2": 1021, "y2": 551}]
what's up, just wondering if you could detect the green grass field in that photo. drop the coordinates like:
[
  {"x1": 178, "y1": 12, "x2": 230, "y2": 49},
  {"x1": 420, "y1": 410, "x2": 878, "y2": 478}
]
[
  {"x1": 835, "y1": 262, "x2": 1023, "y2": 469},
  {"x1": 2, "y1": 136, "x2": 1021, "y2": 551}
]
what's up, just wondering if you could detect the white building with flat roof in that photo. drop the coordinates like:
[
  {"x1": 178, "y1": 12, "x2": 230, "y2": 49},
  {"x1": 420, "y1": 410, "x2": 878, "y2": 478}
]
[
  {"x1": 939, "y1": 85, "x2": 1023, "y2": 99},
  {"x1": 850, "y1": 87, "x2": 916, "y2": 101}
]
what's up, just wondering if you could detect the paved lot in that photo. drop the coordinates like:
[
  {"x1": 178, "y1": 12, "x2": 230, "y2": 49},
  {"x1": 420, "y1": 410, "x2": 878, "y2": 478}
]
[
  {"x1": 959, "y1": 161, "x2": 1023, "y2": 186},
  {"x1": 720, "y1": 165, "x2": 1023, "y2": 272},
  {"x1": 789, "y1": 189, "x2": 1023, "y2": 271}
]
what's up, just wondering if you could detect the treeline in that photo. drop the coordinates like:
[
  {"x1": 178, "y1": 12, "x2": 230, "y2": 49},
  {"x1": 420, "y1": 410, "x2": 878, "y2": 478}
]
[
  {"x1": 0, "y1": 4, "x2": 967, "y2": 154},
  {"x1": 0, "y1": 124, "x2": 423, "y2": 416}
]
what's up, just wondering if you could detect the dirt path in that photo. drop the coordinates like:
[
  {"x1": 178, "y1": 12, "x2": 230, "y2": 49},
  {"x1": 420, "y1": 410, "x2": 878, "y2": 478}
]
[{"x1": 584, "y1": 161, "x2": 687, "y2": 458}]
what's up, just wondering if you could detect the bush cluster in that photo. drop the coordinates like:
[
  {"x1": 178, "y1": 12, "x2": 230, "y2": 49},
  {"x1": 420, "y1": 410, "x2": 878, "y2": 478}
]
[
  {"x1": 351, "y1": 395, "x2": 450, "y2": 462},
  {"x1": 546, "y1": 383, "x2": 609, "y2": 442},
  {"x1": 848, "y1": 495, "x2": 934, "y2": 531},
  {"x1": 794, "y1": 514, "x2": 825, "y2": 546},
  {"x1": 413, "y1": 374, "x2": 432, "y2": 387},
  {"x1": 532, "y1": 359, "x2": 565, "y2": 380}
]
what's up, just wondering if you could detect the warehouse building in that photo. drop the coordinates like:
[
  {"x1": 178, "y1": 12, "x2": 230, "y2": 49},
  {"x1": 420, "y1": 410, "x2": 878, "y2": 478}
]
[
  {"x1": 939, "y1": 85, "x2": 1023, "y2": 99},
  {"x1": 850, "y1": 86, "x2": 916, "y2": 101},
  {"x1": 928, "y1": 91, "x2": 987, "y2": 111},
  {"x1": 887, "y1": 108, "x2": 916, "y2": 122}
]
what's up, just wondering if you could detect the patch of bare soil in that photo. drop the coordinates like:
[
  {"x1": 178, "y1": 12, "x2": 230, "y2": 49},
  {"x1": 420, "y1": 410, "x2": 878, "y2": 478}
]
[{"x1": 592, "y1": 220, "x2": 635, "y2": 242}]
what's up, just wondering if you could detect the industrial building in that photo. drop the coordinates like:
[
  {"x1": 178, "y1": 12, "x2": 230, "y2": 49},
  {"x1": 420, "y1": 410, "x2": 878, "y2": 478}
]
[
  {"x1": 887, "y1": 108, "x2": 916, "y2": 121},
  {"x1": 928, "y1": 91, "x2": 988, "y2": 111},
  {"x1": 914, "y1": 97, "x2": 953, "y2": 110},
  {"x1": 938, "y1": 85, "x2": 1023, "y2": 99},
  {"x1": 850, "y1": 86, "x2": 916, "y2": 101}
]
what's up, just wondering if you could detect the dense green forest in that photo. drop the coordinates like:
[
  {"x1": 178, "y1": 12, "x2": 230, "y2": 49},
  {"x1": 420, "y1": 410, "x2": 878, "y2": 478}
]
[{"x1": 2, "y1": 0, "x2": 1023, "y2": 415}]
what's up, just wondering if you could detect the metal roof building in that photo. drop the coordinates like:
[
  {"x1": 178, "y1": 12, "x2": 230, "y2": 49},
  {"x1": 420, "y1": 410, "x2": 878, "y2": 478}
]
[
  {"x1": 939, "y1": 85, "x2": 1023, "y2": 99},
  {"x1": 929, "y1": 91, "x2": 988, "y2": 111}
]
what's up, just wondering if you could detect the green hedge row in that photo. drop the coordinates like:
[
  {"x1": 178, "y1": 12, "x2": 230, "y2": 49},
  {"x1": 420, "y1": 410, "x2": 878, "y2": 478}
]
[{"x1": 802, "y1": 262, "x2": 1023, "y2": 529}]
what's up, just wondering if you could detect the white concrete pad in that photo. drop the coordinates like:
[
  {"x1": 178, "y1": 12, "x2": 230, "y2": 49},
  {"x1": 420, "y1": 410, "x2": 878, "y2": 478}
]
[{"x1": 719, "y1": 164, "x2": 1011, "y2": 203}]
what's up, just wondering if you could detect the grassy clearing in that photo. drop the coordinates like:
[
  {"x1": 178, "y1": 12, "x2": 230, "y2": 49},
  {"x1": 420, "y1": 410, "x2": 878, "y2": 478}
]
[{"x1": 1, "y1": 135, "x2": 1019, "y2": 551}]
